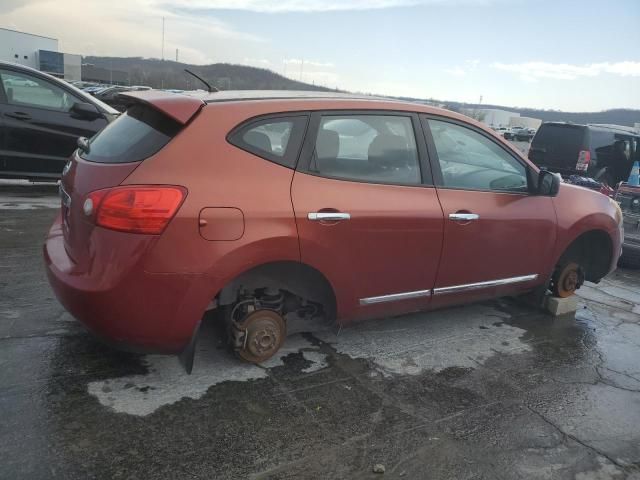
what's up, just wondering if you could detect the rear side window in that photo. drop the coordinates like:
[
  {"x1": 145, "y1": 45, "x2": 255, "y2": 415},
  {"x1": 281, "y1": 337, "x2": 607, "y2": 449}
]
[
  {"x1": 81, "y1": 104, "x2": 181, "y2": 163},
  {"x1": 532, "y1": 124, "x2": 586, "y2": 150},
  {"x1": 310, "y1": 114, "x2": 421, "y2": 185},
  {"x1": 228, "y1": 115, "x2": 308, "y2": 169}
]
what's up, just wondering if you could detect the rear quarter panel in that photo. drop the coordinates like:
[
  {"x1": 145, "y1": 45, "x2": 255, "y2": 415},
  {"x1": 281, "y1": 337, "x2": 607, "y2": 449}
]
[{"x1": 121, "y1": 103, "x2": 302, "y2": 296}]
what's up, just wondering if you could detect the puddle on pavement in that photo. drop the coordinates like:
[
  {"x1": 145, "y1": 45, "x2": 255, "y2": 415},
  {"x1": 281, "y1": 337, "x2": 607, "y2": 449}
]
[{"x1": 87, "y1": 303, "x2": 533, "y2": 416}]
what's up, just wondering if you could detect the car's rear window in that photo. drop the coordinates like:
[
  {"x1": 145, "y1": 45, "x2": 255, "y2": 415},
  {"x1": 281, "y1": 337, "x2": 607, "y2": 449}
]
[
  {"x1": 532, "y1": 124, "x2": 586, "y2": 149},
  {"x1": 81, "y1": 104, "x2": 181, "y2": 163}
]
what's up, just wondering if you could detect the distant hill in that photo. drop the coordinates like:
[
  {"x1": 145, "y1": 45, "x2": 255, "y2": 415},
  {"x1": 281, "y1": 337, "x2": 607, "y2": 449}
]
[
  {"x1": 83, "y1": 56, "x2": 639, "y2": 127},
  {"x1": 83, "y1": 56, "x2": 333, "y2": 92},
  {"x1": 435, "y1": 100, "x2": 640, "y2": 128}
]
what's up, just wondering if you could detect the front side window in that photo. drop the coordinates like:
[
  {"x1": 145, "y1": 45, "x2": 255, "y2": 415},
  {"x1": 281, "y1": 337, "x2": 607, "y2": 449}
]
[
  {"x1": 310, "y1": 114, "x2": 421, "y2": 185},
  {"x1": 0, "y1": 69, "x2": 78, "y2": 112},
  {"x1": 428, "y1": 119, "x2": 528, "y2": 192}
]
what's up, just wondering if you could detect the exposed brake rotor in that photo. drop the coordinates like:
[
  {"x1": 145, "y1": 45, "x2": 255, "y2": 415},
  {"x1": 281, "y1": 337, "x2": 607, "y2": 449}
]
[
  {"x1": 552, "y1": 262, "x2": 584, "y2": 298},
  {"x1": 231, "y1": 309, "x2": 286, "y2": 364}
]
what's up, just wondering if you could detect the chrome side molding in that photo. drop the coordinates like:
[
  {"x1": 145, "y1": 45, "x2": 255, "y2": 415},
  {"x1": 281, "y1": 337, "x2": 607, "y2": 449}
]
[
  {"x1": 360, "y1": 289, "x2": 432, "y2": 306},
  {"x1": 433, "y1": 274, "x2": 538, "y2": 295},
  {"x1": 358, "y1": 274, "x2": 538, "y2": 305}
]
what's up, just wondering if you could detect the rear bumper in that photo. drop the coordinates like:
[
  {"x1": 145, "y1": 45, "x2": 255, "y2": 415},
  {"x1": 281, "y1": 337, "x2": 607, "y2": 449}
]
[{"x1": 44, "y1": 214, "x2": 214, "y2": 353}]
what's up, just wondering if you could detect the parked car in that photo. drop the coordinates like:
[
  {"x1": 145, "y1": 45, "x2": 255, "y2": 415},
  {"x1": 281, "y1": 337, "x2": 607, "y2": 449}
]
[
  {"x1": 494, "y1": 126, "x2": 508, "y2": 137},
  {"x1": 44, "y1": 90, "x2": 623, "y2": 371},
  {"x1": 515, "y1": 128, "x2": 535, "y2": 142},
  {"x1": 0, "y1": 61, "x2": 119, "y2": 180},
  {"x1": 503, "y1": 126, "x2": 524, "y2": 140},
  {"x1": 95, "y1": 85, "x2": 153, "y2": 111},
  {"x1": 616, "y1": 182, "x2": 640, "y2": 267},
  {"x1": 529, "y1": 122, "x2": 640, "y2": 187}
]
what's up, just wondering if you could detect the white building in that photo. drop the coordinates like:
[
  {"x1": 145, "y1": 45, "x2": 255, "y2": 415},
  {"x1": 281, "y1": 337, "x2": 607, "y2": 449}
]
[
  {"x1": 0, "y1": 27, "x2": 81, "y2": 81},
  {"x1": 509, "y1": 116, "x2": 542, "y2": 130},
  {"x1": 477, "y1": 108, "x2": 520, "y2": 127}
]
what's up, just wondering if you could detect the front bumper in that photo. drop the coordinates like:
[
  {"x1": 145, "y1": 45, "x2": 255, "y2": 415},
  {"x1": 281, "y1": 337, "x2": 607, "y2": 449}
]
[{"x1": 44, "y1": 214, "x2": 214, "y2": 353}]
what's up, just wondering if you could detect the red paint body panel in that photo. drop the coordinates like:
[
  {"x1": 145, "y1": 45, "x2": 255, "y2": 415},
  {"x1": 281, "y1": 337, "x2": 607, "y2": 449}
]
[
  {"x1": 43, "y1": 95, "x2": 624, "y2": 354},
  {"x1": 291, "y1": 172, "x2": 444, "y2": 321},
  {"x1": 119, "y1": 90, "x2": 205, "y2": 124},
  {"x1": 430, "y1": 189, "x2": 556, "y2": 308},
  {"x1": 551, "y1": 183, "x2": 622, "y2": 274}
]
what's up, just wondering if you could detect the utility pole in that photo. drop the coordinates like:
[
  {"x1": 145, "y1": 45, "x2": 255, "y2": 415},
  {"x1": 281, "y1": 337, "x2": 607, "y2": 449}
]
[
  {"x1": 176, "y1": 49, "x2": 179, "y2": 62},
  {"x1": 161, "y1": 17, "x2": 165, "y2": 60}
]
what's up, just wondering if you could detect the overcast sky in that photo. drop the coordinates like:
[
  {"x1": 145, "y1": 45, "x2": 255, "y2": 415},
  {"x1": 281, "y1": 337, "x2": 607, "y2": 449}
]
[{"x1": 1, "y1": 0, "x2": 639, "y2": 111}]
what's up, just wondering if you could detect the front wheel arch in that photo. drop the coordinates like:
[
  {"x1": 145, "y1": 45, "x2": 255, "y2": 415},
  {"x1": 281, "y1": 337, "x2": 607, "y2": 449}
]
[{"x1": 553, "y1": 229, "x2": 613, "y2": 285}]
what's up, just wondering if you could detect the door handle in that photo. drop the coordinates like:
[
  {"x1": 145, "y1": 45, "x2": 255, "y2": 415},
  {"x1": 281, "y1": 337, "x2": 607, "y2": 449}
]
[
  {"x1": 308, "y1": 212, "x2": 351, "y2": 222},
  {"x1": 5, "y1": 112, "x2": 31, "y2": 121},
  {"x1": 449, "y1": 213, "x2": 479, "y2": 221}
]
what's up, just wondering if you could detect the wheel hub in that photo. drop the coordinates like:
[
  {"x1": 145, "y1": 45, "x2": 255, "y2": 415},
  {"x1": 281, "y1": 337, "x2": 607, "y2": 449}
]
[
  {"x1": 554, "y1": 262, "x2": 583, "y2": 298},
  {"x1": 233, "y1": 309, "x2": 286, "y2": 363}
]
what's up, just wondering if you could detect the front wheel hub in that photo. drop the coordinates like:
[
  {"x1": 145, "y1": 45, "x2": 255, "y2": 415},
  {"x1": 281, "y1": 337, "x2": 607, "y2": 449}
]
[
  {"x1": 553, "y1": 262, "x2": 584, "y2": 298},
  {"x1": 233, "y1": 310, "x2": 286, "y2": 364}
]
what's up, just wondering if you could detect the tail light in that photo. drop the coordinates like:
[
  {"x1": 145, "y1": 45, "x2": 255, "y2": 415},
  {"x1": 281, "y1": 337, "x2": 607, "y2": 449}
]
[
  {"x1": 86, "y1": 186, "x2": 186, "y2": 234},
  {"x1": 575, "y1": 150, "x2": 591, "y2": 172}
]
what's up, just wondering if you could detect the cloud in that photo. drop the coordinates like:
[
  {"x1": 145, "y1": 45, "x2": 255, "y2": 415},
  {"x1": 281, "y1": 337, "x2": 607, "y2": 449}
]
[
  {"x1": 493, "y1": 61, "x2": 640, "y2": 81},
  {"x1": 444, "y1": 59, "x2": 480, "y2": 77},
  {"x1": 165, "y1": 0, "x2": 501, "y2": 13},
  {"x1": 0, "y1": 0, "x2": 264, "y2": 64},
  {"x1": 444, "y1": 66, "x2": 466, "y2": 77}
]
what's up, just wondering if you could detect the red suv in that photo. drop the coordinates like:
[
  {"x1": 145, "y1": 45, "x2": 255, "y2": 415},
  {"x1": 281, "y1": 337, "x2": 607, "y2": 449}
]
[{"x1": 44, "y1": 91, "x2": 623, "y2": 369}]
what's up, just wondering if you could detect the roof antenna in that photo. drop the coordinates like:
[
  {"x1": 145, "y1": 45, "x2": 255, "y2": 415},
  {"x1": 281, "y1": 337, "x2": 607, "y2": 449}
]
[{"x1": 184, "y1": 69, "x2": 218, "y2": 93}]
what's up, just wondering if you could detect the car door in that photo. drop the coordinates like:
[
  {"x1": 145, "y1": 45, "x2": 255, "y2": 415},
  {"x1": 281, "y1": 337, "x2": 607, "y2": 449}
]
[
  {"x1": 421, "y1": 115, "x2": 557, "y2": 308},
  {"x1": 0, "y1": 68, "x2": 104, "y2": 178},
  {"x1": 291, "y1": 111, "x2": 444, "y2": 322}
]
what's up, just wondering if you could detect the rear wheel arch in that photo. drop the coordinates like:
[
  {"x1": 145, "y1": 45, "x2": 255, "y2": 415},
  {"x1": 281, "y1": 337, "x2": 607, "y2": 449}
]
[{"x1": 216, "y1": 261, "x2": 337, "y2": 320}]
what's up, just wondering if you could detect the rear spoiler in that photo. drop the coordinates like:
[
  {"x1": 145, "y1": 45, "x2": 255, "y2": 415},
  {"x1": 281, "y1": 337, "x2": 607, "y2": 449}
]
[{"x1": 118, "y1": 90, "x2": 205, "y2": 124}]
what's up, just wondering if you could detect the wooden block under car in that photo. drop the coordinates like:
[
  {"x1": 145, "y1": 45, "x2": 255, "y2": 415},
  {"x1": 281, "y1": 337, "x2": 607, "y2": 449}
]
[{"x1": 544, "y1": 294, "x2": 579, "y2": 316}]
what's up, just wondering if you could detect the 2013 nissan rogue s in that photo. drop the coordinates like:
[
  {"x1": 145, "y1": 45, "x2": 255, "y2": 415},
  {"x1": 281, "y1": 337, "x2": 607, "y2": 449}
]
[{"x1": 44, "y1": 90, "x2": 624, "y2": 370}]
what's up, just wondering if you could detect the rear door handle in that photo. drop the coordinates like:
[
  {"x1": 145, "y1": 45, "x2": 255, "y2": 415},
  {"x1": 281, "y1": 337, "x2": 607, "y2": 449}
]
[
  {"x1": 449, "y1": 213, "x2": 479, "y2": 221},
  {"x1": 5, "y1": 112, "x2": 31, "y2": 121},
  {"x1": 308, "y1": 212, "x2": 351, "y2": 221}
]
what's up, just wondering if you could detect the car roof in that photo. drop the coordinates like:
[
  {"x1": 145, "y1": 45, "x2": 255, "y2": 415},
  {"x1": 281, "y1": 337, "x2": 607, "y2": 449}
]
[
  {"x1": 191, "y1": 89, "x2": 462, "y2": 119},
  {"x1": 126, "y1": 88, "x2": 461, "y2": 118},
  {"x1": 195, "y1": 90, "x2": 389, "y2": 103},
  {"x1": 540, "y1": 121, "x2": 639, "y2": 136}
]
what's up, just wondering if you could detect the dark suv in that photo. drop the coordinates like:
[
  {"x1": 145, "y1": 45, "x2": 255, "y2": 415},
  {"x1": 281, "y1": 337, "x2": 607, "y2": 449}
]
[
  {"x1": 616, "y1": 183, "x2": 640, "y2": 266},
  {"x1": 529, "y1": 122, "x2": 640, "y2": 187}
]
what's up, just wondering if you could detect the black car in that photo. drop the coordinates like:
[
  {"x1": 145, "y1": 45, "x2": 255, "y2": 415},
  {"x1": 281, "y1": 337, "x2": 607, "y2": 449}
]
[
  {"x1": 616, "y1": 182, "x2": 640, "y2": 267},
  {"x1": 529, "y1": 122, "x2": 640, "y2": 187},
  {"x1": 0, "y1": 61, "x2": 118, "y2": 180}
]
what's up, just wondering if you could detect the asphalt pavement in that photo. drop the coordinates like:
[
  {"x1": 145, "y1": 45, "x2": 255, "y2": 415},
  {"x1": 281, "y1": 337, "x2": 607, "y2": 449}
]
[{"x1": 1, "y1": 183, "x2": 639, "y2": 480}]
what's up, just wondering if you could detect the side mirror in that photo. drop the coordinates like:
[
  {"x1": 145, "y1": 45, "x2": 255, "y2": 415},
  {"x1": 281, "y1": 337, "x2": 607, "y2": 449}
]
[
  {"x1": 537, "y1": 169, "x2": 561, "y2": 197},
  {"x1": 71, "y1": 102, "x2": 101, "y2": 120}
]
